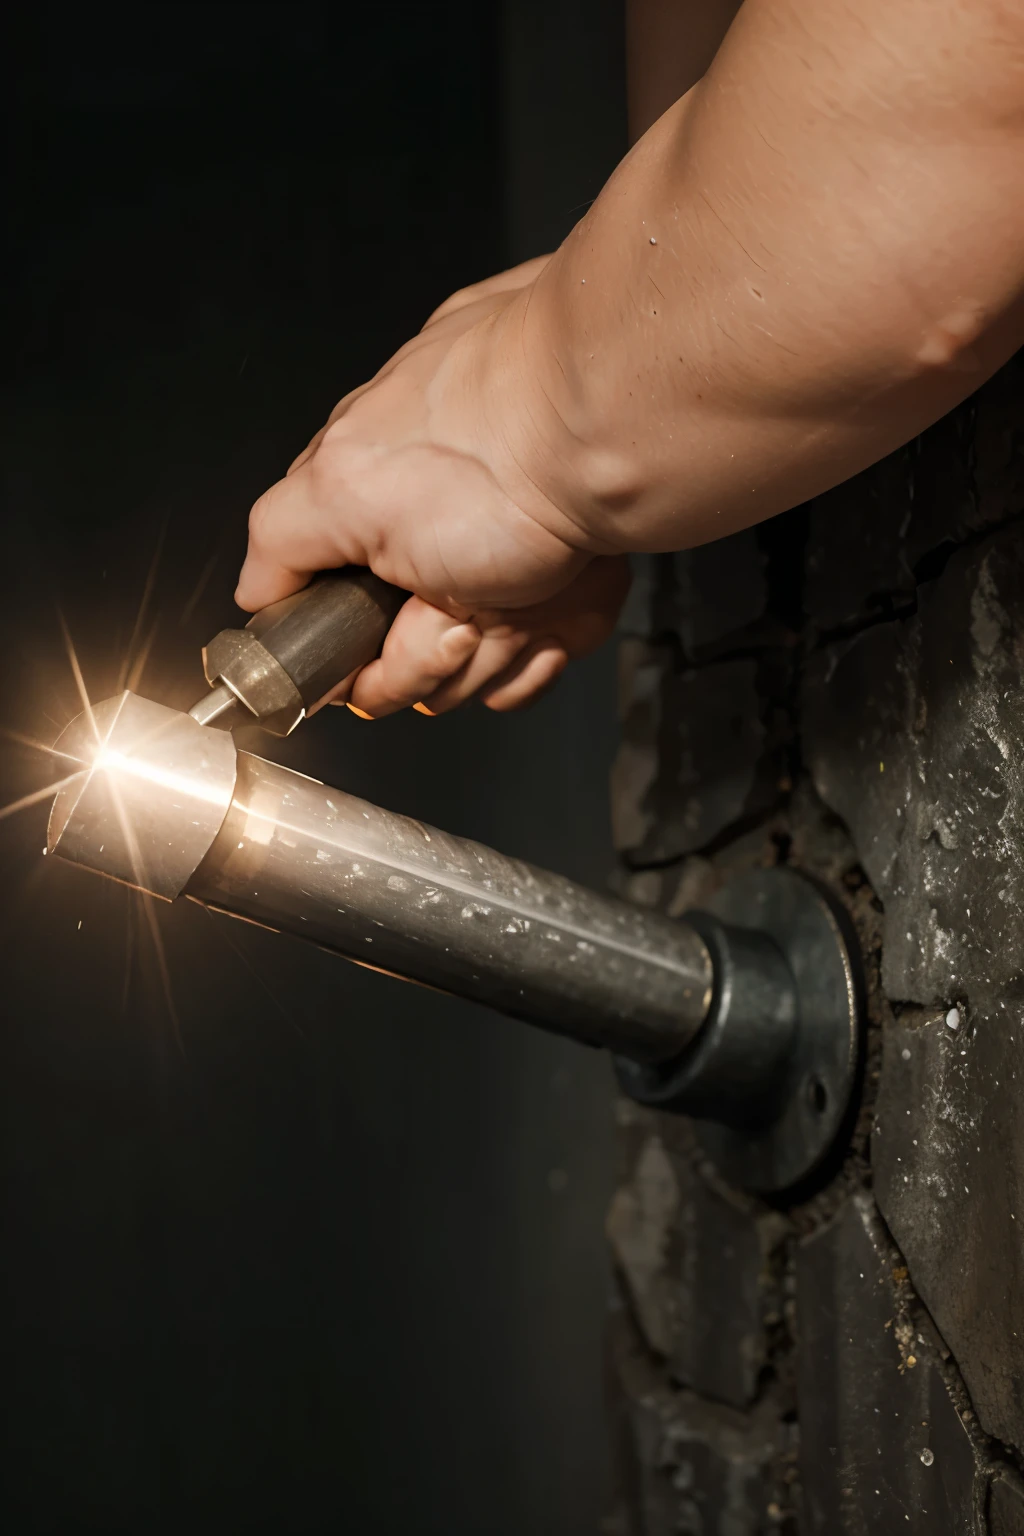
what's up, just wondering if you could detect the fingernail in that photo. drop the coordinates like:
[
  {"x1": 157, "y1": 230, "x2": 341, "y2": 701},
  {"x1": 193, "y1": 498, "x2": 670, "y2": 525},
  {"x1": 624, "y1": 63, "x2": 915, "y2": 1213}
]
[
  {"x1": 346, "y1": 703, "x2": 375, "y2": 720},
  {"x1": 412, "y1": 703, "x2": 436, "y2": 717}
]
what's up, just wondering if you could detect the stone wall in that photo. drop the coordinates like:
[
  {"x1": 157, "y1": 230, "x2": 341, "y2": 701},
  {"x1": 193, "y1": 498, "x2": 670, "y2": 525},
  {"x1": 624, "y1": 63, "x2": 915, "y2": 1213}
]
[{"x1": 605, "y1": 354, "x2": 1024, "y2": 1534}]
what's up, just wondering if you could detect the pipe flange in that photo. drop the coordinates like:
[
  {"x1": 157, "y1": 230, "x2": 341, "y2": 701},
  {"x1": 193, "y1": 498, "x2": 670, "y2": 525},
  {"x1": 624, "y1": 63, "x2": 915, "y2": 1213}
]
[
  {"x1": 616, "y1": 867, "x2": 863, "y2": 1194},
  {"x1": 697, "y1": 867, "x2": 862, "y2": 1193}
]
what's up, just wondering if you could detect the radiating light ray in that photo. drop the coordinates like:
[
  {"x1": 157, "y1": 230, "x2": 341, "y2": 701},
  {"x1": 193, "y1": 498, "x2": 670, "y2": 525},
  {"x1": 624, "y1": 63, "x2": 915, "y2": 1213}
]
[
  {"x1": 93, "y1": 745, "x2": 231, "y2": 807},
  {"x1": 0, "y1": 774, "x2": 79, "y2": 824},
  {"x1": 125, "y1": 618, "x2": 160, "y2": 695},
  {"x1": 0, "y1": 726, "x2": 78, "y2": 760},
  {"x1": 139, "y1": 890, "x2": 185, "y2": 1056},
  {"x1": 180, "y1": 552, "x2": 219, "y2": 626},
  {"x1": 117, "y1": 518, "x2": 168, "y2": 694},
  {"x1": 199, "y1": 902, "x2": 304, "y2": 1039},
  {"x1": 58, "y1": 611, "x2": 101, "y2": 746},
  {"x1": 103, "y1": 754, "x2": 153, "y2": 898}
]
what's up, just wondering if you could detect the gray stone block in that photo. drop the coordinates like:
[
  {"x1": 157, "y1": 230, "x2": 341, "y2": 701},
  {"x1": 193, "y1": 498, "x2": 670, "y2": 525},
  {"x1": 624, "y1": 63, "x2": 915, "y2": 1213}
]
[
  {"x1": 805, "y1": 524, "x2": 1024, "y2": 1010},
  {"x1": 805, "y1": 355, "x2": 1024, "y2": 630},
  {"x1": 607, "y1": 1135, "x2": 681, "y2": 1360},
  {"x1": 803, "y1": 620, "x2": 911, "y2": 901},
  {"x1": 972, "y1": 353, "x2": 1024, "y2": 528},
  {"x1": 611, "y1": 638, "x2": 669, "y2": 855},
  {"x1": 805, "y1": 448, "x2": 918, "y2": 632},
  {"x1": 874, "y1": 1009, "x2": 1024, "y2": 1452},
  {"x1": 621, "y1": 654, "x2": 786, "y2": 865},
  {"x1": 618, "y1": 553, "x2": 661, "y2": 639},
  {"x1": 796, "y1": 1192, "x2": 983, "y2": 1534},
  {"x1": 808, "y1": 521, "x2": 1024, "y2": 1455},
  {"x1": 611, "y1": 1317, "x2": 783, "y2": 1536},
  {"x1": 670, "y1": 1164, "x2": 784, "y2": 1411},
  {"x1": 607, "y1": 1136, "x2": 781, "y2": 1409},
  {"x1": 671, "y1": 529, "x2": 769, "y2": 655}
]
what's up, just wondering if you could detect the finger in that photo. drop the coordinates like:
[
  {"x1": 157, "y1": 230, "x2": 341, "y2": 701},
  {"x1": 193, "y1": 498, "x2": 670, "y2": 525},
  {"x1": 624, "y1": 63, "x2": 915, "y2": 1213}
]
[
  {"x1": 347, "y1": 596, "x2": 480, "y2": 718},
  {"x1": 480, "y1": 642, "x2": 568, "y2": 712},
  {"x1": 235, "y1": 457, "x2": 367, "y2": 611},
  {"x1": 307, "y1": 665, "x2": 361, "y2": 715},
  {"x1": 413, "y1": 624, "x2": 535, "y2": 714}
]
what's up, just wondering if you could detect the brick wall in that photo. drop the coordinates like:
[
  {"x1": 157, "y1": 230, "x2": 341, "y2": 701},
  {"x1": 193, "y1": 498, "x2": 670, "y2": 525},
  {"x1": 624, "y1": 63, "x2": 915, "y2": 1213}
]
[{"x1": 605, "y1": 354, "x2": 1024, "y2": 1534}]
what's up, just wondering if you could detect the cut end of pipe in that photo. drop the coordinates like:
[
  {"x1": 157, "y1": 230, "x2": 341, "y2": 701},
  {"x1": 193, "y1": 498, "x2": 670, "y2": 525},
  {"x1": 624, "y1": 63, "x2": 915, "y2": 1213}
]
[{"x1": 47, "y1": 691, "x2": 238, "y2": 899}]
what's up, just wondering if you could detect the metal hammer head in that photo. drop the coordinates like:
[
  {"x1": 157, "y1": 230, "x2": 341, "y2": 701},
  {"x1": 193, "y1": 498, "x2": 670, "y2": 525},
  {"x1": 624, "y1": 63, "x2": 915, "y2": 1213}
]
[{"x1": 48, "y1": 691, "x2": 238, "y2": 900}]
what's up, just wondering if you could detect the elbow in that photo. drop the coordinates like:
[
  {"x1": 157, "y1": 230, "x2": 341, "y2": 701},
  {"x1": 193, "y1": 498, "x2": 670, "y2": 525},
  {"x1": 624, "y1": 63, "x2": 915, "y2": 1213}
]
[{"x1": 913, "y1": 301, "x2": 989, "y2": 377}]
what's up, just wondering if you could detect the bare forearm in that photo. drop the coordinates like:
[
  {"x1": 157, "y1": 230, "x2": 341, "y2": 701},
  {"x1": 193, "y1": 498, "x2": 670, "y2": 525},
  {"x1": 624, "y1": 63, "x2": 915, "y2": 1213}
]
[{"x1": 502, "y1": 0, "x2": 1024, "y2": 554}]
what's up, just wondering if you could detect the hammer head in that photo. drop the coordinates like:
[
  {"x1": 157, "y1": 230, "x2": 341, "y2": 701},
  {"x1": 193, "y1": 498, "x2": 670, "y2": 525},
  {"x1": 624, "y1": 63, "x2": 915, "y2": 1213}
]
[{"x1": 48, "y1": 691, "x2": 238, "y2": 900}]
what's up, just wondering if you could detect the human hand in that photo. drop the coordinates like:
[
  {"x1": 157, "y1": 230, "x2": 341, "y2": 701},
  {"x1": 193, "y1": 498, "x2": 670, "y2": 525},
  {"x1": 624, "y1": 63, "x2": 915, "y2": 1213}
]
[{"x1": 236, "y1": 257, "x2": 627, "y2": 715}]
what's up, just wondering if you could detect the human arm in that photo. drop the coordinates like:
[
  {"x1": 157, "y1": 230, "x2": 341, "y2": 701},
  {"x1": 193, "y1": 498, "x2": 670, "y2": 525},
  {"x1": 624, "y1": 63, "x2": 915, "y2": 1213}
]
[{"x1": 239, "y1": 0, "x2": 1024, "y2": 715}]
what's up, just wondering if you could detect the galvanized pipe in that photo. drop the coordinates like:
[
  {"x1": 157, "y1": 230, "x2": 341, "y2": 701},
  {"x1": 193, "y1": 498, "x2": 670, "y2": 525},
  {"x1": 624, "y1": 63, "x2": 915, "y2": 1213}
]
[
  {"x1": 190, "y1": 752, "x2": 713, "y2": 1058},
  {"x1": 49, "y1": 693, "x2": 713, "y2": 1063}
]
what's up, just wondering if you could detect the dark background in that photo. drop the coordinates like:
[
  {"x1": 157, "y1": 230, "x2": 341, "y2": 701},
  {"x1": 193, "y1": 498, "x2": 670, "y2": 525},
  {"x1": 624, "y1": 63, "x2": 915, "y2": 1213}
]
[{"x1": 2, "y1": 3, "x2": 626, "y2": 1532}]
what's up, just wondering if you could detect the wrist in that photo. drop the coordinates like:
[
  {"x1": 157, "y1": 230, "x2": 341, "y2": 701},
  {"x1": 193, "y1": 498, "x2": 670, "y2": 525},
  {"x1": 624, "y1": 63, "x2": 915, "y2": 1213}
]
[
  {"x1": 481, "y1": 102, "x2": 705, "y2": 557},
  {"x1": 455, "y1": 279, "x2": 636, "y2": 563}
]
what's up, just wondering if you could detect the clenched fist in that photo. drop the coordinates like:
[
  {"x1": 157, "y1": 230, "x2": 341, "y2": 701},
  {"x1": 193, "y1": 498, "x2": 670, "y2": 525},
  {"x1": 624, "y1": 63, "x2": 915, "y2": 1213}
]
[{"x1": 236, "y1": 257, "x2": 629, "y2": 716}]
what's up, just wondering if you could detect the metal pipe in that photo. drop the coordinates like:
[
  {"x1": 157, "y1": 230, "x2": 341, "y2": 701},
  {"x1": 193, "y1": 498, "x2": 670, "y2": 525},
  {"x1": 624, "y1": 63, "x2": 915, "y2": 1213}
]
[
  {"x1": 49, "y1": 693, "x2": 713, "y2": 1063},
  {"x1": 46, "y1": 691, "x2": 866, "y2": 1193}
]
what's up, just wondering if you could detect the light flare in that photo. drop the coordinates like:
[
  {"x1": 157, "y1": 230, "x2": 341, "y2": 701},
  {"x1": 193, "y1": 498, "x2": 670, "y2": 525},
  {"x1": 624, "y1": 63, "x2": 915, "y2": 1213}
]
[
  {"x1": 139, "y1": 889, "x2": 184, "y2": 1054},
  {"x1": 124, "y1": 619, "x2": 160, "y2": 696},
  {"x1": 0, "y1": 775, "x2": 80, "y2": 824},
  {"x1": 0, "y1": 617, "x2": 101, "y2": 825},
  {"x1": 58, "y1": 610, "x2": 102, "y2": 748},
  {"x1": 90, "y1": 745, "x2": 234, "y2": 808},
  {"x1": 0, "y1": 726, "x2": 80, "y2": 761},
  {"x1": 0, "y1": 615, "x2": 189, "y2": 1059}
]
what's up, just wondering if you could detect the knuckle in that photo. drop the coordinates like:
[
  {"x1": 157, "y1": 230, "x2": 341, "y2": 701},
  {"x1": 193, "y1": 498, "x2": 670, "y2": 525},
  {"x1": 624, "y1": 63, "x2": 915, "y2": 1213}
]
[
  {"x1": 306, "y1": 439, "x2": 343, "y2": 504},
  {"x1": 306, "y1": 420, "x2": 359, "y2": 505},
  {"x1": 439, "y1": 624, "x2": 479, "y2": 665},
  {"x1": 247, "y1": 490, "x2": 274, "y2": 548}
]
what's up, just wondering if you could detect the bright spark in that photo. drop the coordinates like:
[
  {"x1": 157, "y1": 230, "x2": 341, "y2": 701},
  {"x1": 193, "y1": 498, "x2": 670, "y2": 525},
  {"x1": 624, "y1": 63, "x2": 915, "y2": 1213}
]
[
  {"x1": 92, "y1": 746, "x2": 230, "y2": 808},
  {"x1": 139, "y1": 890, "x2": 184, "y2": 1054},
  {"x1": 117, "y1": 518, "x2": 167, "y2": 695},
  {"x1": 125, "y1": 618, "x2": 160, "y2": 695},
  {"x1": 0, "y1": 726, "x2": 78, "y2": 761},
  {"x1": 58, "y1": 611, "x2": 101, "y2": 748}
]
